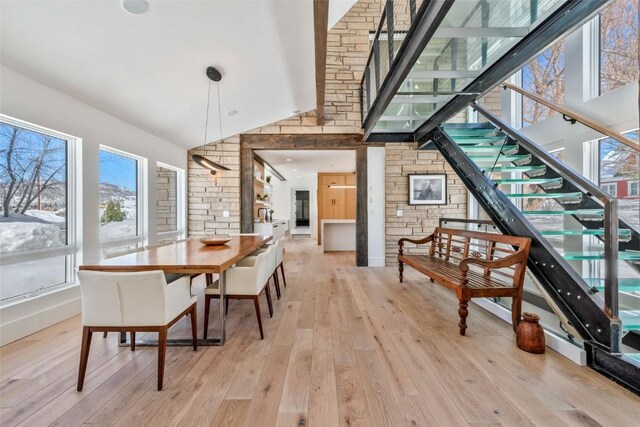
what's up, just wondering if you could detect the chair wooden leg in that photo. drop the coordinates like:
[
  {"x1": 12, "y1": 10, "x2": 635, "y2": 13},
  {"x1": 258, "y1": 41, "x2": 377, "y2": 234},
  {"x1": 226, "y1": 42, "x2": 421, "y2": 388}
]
[
  {"x1": 157, "y1": 327, "x2": 167, "y2": 391},
  {"x1": 204, "y1": 295, "x2": 211, "y2": 340},
  {"x1": 130, "y1": 332, "x2": 136, "y2": 351},
  {"x1": 77, "y1": 326, "x2": 93, "y2": 391},
  {"x1": 264, "y1": 285, "x2": 273, "y2": 318},
  {"x1": 253, "y1": 296, "x2": 265, "y2": 340},
  {"x1": 273, "y1": 272, "x2": 281, "y2": 299},
  {"x1": 279, "y1": 263, "x2": 287, "y2": 288},
  {"x1": 190, "y1": 304, "x2": 198, "y2": 351},
  {"x1": 225, "y1": 297, "x2": 229, "y2": 315},
  {"x1": 458, "y1": 299, "x2": 470, "y2": 336},
  {"x1": 205, "y1": 274, "x2": 213, "y2": 286},
  {"x1": 103, "y1": 331, "x2": 108, "y2": 339}
]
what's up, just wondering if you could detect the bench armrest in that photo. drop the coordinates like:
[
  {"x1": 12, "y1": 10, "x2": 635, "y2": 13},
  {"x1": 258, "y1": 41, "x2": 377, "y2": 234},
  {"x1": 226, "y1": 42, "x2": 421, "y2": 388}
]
[
  {"x1": 459, "y1": 250, "x2": 527, "y2": 273},
  {"x1": 398, "y1": 234, "x2": 434, "y2": 248}
]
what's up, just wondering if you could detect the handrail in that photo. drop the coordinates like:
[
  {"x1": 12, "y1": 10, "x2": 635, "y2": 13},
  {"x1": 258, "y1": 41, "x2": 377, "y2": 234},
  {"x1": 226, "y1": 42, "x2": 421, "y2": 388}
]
[
  {"x1": 501, "y1": 81, "x2": 639, "y2": 152},
  {"x1": 470, "y1": 101, "x2": 619, "y2": 340}
]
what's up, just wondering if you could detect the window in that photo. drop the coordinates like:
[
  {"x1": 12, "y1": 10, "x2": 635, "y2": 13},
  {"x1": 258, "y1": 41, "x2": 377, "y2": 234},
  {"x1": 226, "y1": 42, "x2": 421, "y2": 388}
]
[
  {"x1": 601, "y1": 183, "x2": 617, "y2": 197},
  {"x1": 599, "y1": 0, "x2": 639, "y2": 95},
  {"x1": 156, "y1": 163, "x2": 180, "y2": 235},
  {"x1": 0, "y1": 115, "x2": 76, "y2": 304},
  {"x1": 99, "y1": 146, "x2": 142, "y2": 246},
  {"x1": 521, "y1": 40, "x2": 565, "y2": 127},
  {"x1": 599, "y1": 130, "x2": 639, "y2": 229}
]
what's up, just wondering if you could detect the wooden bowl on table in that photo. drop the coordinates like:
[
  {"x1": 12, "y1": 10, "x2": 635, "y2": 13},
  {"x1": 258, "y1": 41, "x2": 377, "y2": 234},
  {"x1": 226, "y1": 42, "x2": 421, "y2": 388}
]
[{"x1": 199, "y1": 235, "x2": 231, "y2": 246}]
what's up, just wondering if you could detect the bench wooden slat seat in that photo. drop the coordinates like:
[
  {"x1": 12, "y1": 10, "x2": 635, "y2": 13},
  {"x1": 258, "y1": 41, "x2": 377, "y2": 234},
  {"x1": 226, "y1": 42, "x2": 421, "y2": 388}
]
[{"x1": 398, "y1": 227, "x2": 531, "y2": 336}]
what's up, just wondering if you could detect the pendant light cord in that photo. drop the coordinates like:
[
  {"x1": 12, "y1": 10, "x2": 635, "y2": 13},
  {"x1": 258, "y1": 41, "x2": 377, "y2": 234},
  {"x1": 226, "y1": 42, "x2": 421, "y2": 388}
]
[
  {"x1": 216, "y1": 81, "x2": 223, "y2": 143},
  {"x1": 203, "y1": 79, "x2": 212, "y2": 146}
]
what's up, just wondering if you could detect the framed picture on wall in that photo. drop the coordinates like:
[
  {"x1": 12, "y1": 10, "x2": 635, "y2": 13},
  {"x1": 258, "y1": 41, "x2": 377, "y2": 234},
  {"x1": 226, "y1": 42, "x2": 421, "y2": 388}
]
[{"x1": 408, "y1": 174, "x2": 447, "y2": 205}]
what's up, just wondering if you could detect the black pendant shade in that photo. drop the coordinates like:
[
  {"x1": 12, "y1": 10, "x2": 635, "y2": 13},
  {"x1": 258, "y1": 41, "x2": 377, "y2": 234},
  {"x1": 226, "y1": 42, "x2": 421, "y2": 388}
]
[{"x1": 192, "y1": 154, "x2": 230, "y2": 175}]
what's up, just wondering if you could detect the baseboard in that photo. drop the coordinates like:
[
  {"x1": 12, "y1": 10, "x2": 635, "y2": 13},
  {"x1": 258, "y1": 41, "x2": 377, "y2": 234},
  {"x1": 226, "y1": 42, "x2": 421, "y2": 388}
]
[
  {"x1": 473, "y1": 298, "x2": 587, "y2": 365},
  {"x1": 0, "y1": 285, "x2": 81, "y2": 346}
]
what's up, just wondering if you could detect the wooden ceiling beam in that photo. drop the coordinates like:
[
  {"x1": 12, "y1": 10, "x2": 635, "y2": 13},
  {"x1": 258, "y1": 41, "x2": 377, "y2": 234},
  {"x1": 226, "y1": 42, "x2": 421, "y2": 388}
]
[{"x1": 313, "y1": 0, "x2": 329, "y2": 126}]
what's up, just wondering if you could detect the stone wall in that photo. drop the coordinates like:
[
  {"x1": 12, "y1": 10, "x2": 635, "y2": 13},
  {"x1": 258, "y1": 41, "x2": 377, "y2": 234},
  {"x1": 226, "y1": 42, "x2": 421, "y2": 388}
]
[
  {"x1": 156, "y1": 165, "x2": 178, "y2": 233},
  {"x1": 384, "y1": 143, "x2": 468, "y2": 266}
]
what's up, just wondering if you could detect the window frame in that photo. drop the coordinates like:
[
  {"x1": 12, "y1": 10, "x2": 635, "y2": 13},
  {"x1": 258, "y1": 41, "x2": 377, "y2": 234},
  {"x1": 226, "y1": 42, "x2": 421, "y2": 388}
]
[
  {"x1": 156, "y1": 161, "x2": 185, "y2": 241},
  {"x1": 98, "y1": 145, "x2": 146, "y2": 251},
  {"x1": 628, "y1": 180, "x2": 639, "y2": 197},
  {"x1": 0, "y1": 114, "x2": 78, "y2": 303}
]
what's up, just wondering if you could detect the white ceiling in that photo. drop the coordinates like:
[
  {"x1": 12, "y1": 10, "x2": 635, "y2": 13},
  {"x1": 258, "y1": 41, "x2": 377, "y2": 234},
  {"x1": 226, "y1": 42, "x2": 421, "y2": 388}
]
[
  {"x1": 256, "y1": 149, "x2": 355, "y2": 181},
  {"x1": 0, "y1": 0, "x2": 335, "y2": 149}
]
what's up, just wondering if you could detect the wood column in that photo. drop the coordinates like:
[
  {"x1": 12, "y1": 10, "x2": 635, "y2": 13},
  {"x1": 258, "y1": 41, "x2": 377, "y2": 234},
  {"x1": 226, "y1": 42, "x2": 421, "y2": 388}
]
[
  {"x1": 356, "y1": 147, "x2": 368, "y2": 266},
  {"x1": 240, "y1": 145, "x2": 254, "y2": 233}
]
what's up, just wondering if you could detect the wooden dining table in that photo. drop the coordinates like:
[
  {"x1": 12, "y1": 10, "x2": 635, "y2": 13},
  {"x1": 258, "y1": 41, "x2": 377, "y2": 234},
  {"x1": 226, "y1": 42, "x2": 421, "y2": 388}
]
[{"x1": 79, "y1": 235, "x2": 272, "y2": 346}]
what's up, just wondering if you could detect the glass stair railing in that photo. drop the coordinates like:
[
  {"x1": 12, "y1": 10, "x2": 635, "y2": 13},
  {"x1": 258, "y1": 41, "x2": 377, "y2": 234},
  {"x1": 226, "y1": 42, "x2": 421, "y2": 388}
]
[{"x1": 430, "y1": 114, "x2": 640, "y2": 365}]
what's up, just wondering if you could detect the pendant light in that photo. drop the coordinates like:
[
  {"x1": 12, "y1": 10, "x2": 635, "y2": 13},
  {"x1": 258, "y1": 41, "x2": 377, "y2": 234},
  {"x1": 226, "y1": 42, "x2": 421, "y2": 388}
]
[{"x1": 192, "y1": 66, "x2": 231, "y2": 176}]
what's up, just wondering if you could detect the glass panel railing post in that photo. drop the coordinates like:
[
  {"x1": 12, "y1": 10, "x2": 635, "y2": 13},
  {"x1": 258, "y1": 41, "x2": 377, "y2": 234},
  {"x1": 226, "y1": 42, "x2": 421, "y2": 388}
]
[
  {"x1": 604, "y1": 197, "x2": 621, "y2": 353},
  {"x1": 386, "y1": 0, "x2": 395, "y2": 65}
]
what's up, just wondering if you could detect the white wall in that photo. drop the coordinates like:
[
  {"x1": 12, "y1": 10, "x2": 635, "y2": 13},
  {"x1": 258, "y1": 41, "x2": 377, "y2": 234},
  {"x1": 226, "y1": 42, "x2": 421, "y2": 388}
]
[
  {"x1": 271, "y1": 175, "x2": 318, "y2": 239},
  {"x1": 0, "y1": 65, "x2": 188, "y2": 345},
  {"x1": 367, "y1": 147, "x2": 385, "y2": 266}
]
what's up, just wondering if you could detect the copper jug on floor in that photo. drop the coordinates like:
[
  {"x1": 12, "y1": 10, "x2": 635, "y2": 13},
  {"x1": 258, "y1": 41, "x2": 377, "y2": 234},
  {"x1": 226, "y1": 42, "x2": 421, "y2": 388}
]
[{"x1": 516, "y1": 312, "x2": 545, "y2": 354}]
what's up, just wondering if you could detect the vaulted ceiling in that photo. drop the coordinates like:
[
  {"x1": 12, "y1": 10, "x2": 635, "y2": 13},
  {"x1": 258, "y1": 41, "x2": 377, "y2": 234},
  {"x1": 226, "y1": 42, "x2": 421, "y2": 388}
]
[{"x1": 1, "y1": 0, "x2": 357, "y2": 150}]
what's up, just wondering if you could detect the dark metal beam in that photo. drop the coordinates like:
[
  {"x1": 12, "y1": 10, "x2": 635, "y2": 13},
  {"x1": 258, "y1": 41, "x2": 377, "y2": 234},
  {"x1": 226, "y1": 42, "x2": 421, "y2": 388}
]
[
  {"x1": 365, "y1": 132, "x2": 415, "y2": 143},
  {"x1": 415, "y1": 0, "x2": 610, "y2": 146},
  {"x1": 362, "y1": 0, "x2": 454, "y2": 140}
]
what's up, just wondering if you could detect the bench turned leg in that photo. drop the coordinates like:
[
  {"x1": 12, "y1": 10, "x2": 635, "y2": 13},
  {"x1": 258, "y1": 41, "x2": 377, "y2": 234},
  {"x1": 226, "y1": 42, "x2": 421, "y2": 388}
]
[
  {"x1": 398, "y1": 260, "x2": 404, "y2": 283},
  {"x1": 458, "y1": 299, "x2": 469, "y2": 336}
]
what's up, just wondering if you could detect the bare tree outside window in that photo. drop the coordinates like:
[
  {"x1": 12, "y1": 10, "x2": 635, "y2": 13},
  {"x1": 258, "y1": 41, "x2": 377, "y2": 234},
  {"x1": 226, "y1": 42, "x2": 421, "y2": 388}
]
[
  {"x1": 600, "y1": 0, "x2": 639, "y2": 95},
  {"x1": 0, "y1": 122, "x2": 67, "y2": 253},
  {"x1": 522, "y1": 41, "x2": 565, "y2": 127}
]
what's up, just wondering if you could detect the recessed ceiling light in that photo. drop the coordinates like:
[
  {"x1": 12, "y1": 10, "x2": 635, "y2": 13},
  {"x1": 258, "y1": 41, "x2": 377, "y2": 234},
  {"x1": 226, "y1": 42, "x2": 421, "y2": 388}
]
[
  {"x1": 292, "y1": 169, "x2": 297, "y2": 171},
  {"x1": 225, "y1": 110, "x2": 238, "y2": 117},
  {"x1": 285, "y1": 158, "x2": 292, "y2": 162},
  {"x1": 297, "y1": 176, "x2": 301, "y2": 178},
  {"x1": 122, "y1": 0, "x2": 150, "y2": 15}
]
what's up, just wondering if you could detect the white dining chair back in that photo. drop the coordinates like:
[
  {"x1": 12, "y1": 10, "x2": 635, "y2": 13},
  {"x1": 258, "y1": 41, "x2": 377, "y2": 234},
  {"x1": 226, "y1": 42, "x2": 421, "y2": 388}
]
[{"x1": 77, "y1": 271, "x2": 195, "y2": 327}]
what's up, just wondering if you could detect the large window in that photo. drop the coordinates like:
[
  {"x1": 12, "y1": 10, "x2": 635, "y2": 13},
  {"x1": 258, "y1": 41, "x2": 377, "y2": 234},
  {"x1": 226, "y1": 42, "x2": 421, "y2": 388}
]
[
  {"x1": 521, "y1": 40, "x2": 565, "y2": 127},
  {"x1": 156, "y1": 163, "x2": 180, "y2": 235},
  {"x1": 600, "y1": 0, "x2": 639, "y2": 95},
  {"x1": 599, "y1": 130, "x2": 639, "y2": 229},
  {"x1": 99, "y1": 147, "x2": 142, "y2": 245},
  {"x1": 0, "y1": 116, "x2": 75, "y2": 303}
]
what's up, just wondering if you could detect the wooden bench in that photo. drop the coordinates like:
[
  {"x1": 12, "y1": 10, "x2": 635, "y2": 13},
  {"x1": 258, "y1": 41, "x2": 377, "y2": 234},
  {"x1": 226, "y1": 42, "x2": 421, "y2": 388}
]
[{"x1": 398, "y1": 227, "x2": 531, "y2": 336}]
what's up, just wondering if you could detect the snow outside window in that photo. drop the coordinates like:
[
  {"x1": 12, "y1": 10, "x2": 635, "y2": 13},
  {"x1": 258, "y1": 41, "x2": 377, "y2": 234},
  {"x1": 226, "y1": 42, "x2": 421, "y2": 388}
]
[
  {"x1": 99, "y1": 147, "x2": 140, "y2": 241},
  {"x1": 0, "y1": 116, "x2": 76, "y2": 304}
]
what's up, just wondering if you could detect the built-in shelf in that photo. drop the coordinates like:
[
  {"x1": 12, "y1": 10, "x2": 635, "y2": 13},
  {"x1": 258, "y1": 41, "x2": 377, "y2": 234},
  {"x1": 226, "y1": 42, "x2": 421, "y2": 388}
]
[{"x1": 254, "y1": 177, "x2": 272, "y2": 189}]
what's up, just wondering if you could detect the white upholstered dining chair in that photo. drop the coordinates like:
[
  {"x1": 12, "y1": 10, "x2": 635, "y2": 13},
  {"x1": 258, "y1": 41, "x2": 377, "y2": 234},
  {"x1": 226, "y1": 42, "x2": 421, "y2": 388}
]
[
  {"x1": 245, "y1": 237, "x2": 285, "y2": 298},
  {"x1": 76, "y1": 271, "x2": 197, "y2": 391},
  {"x1": 203, "y1": 246, "x2": 275, "y2": 340}
]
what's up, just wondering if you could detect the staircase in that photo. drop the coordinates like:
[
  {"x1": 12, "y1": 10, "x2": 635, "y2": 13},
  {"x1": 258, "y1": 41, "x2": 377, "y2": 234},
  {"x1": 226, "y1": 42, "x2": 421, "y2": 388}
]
[{"x1": 425, "y1": 102, "x2": 640, "y2": 391}]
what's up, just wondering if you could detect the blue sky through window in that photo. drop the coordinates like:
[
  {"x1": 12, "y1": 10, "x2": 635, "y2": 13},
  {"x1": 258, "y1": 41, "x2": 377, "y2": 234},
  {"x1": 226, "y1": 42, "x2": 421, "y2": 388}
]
[{"x1": 99, "y1": 150, "x2": 137, "y2": 190}]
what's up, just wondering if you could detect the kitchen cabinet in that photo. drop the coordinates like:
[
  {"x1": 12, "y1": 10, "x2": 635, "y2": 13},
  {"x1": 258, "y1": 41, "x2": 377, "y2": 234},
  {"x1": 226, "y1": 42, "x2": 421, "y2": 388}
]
[{"x1": 317, "y1": 172, "x2": 356, "y2": 244}]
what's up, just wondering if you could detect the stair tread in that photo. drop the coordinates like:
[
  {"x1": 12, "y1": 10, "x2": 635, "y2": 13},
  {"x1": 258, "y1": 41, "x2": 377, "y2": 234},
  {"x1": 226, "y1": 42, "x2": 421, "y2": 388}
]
[
  {"x1": 462, "y1": 145, "x2": 518, "y2": 151},
  {"x1": 522, "y1": 209, "x2": 604, "y2": 216},
  {"x1": 451, "y1": 137, "x2": 507, "y2": 144},
  {"x1": 584, "y1": 278, "x2": 640, "y2": 292},
  {"x1": 626, "y1": 354, "x2": 640, "y2": 362},
  {"x1": 620, "y1": 310, "x2": 640, "y2": 330},
  {"x1": 505, "y1": 192, "x2": 582, "y2": 199},
  {"x1": 563, "y1": 251, "x2": 640, "y2": 261},
  {"x1": 469, "y1": 155, "x2": 530, "y2": 162},
  {"x1": 494, "y1": 178, "x2": 562, "y2": 185},
  {"x1": 539, "y1": 229, "x2": 631, "y2": 237}
]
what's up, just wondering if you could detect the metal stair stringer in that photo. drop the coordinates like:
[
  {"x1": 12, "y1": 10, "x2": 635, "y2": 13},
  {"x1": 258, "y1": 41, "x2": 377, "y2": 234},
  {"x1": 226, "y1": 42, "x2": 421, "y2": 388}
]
[{"x1": 428, "y1": 127, "x2": 612, "y2": 349}]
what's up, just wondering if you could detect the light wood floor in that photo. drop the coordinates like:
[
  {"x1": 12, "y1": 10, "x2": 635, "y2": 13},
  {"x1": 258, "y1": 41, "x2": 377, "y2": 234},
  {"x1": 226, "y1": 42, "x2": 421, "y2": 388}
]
[{"x1": 1, "y1": 238, "x2": 639, "y2": 427}]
